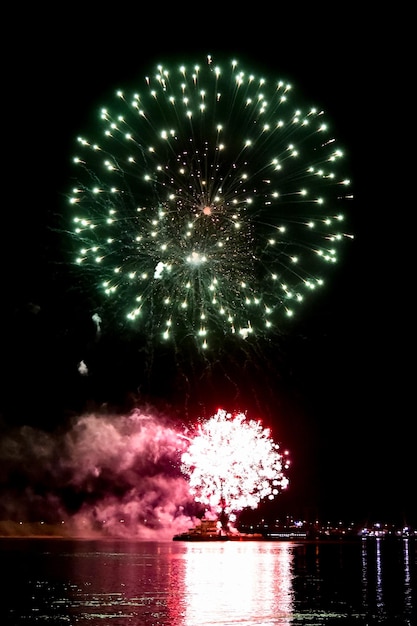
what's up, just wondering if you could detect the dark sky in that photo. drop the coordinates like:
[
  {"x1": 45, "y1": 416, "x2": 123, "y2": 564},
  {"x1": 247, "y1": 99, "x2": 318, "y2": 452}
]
[{"x1": 1, "y1": 8, "x2": 413, "y2": 529}]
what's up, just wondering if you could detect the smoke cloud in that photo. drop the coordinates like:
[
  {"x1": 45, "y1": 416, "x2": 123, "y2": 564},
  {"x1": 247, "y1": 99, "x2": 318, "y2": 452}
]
[{"x1": 0, "y1": 407, "x2": 200, "y2": 539}]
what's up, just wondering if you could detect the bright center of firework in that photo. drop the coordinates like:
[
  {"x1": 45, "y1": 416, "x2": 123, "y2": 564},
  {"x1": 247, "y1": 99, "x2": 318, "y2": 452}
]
[
  {"x1": 187, "y1": 251, "x2": 206, "y2": 266},
  {"x1": 69, "y1": 56, "x2": 353, "y2": 349}
]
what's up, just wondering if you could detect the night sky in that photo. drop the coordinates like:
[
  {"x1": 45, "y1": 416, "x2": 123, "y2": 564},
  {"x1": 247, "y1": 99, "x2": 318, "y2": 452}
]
[{"x1": 1, "y1": 8, "x2": 413, "y2": 531}]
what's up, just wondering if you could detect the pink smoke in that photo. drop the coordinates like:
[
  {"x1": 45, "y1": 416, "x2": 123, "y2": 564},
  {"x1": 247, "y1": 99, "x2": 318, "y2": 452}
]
[{"x1": 0, "y1": 407, "x2": 200, "y2": 538}]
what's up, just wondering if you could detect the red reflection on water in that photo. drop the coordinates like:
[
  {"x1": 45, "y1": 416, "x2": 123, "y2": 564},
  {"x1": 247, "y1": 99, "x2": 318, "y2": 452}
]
[{"x1": 167, "y1": 542, "x2": 294, "y2": 625}]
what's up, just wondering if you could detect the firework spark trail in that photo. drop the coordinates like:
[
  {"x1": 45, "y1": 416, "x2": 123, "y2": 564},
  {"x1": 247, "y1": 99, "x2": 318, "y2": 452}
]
[{"x1": 69, "y1": 55, "x2": 353, "y2": 352}]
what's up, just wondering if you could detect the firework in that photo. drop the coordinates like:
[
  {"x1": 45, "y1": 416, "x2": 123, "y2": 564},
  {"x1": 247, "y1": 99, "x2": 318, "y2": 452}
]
[
  {"x1": 69, "y1": 55, "x2": 352, "y2": 350},
  {"x1": 181, "y1": 408, "x2": 290, "y2": 526}
]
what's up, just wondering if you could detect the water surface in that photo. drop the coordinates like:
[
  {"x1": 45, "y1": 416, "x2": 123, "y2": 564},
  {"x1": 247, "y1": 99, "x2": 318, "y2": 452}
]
[{"x1": 1, "y1": 537, "x2": 415, "y2": 625}]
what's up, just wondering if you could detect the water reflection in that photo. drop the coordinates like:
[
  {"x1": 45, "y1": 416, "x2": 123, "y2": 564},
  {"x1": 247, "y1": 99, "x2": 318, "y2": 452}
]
[
  {"x1": 361, "y1": 538, "x2": 368, "y2": 608},
  {"x1": 360, "y1": 537, "x2": 415, "y2": 623},
  {"x1": 66, "y1": 540, "x2": 176, "y2": 622},
  {"x1": 169, "y1": 542, "x2": 294, "y2": 625},
  {"x1": 403, "y1": 538, "x2": 413, "y2": 617},
  {"x1": 1, "y1": 537, "x2": 415, "y2": 625},
  {"x1": 374, "y1": 537, "x2": 384, "y2": 615}
]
